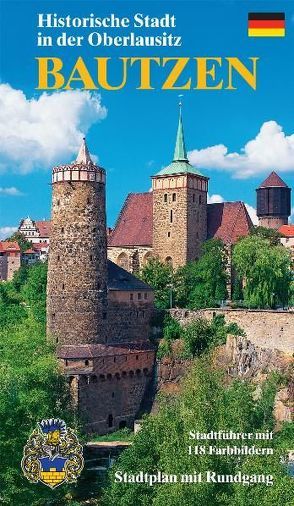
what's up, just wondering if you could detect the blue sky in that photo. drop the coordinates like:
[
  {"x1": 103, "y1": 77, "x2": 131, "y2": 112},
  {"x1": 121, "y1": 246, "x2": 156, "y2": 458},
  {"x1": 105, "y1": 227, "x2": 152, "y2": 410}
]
[{"x1": 0, "y1": 0, "x2": 293, "y2": 237}]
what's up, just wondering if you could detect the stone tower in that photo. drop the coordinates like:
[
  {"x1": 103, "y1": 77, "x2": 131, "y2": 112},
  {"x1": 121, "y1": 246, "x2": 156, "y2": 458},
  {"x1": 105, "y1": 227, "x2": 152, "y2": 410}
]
[
  {"x1": 151, "y1": 105, "x2": 209, "y2": 268},
  {"x1": 256, "y1": 171, "x2": 291, "y2": 229},
  {"x1": 47, "y1": 138, "x2": 108, "y2": 345}
]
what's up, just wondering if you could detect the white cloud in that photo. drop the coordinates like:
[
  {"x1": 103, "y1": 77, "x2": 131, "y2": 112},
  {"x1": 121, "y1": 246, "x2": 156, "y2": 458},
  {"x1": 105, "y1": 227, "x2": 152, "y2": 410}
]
[
  {"x1": 0, "y1": 84, "x2": 107, "y2": 174},
  {"x1": 207, "y1": 194, "x2": 225, "y2": 204},
  {"x1": 0, "y1": 187, "x2": 23, "y2": 196},
  {"x1": 188, "y1": 121, "x2": 294, "y2": 179},
  {"x1": 0, "y1": 226, "x2": 17, "y2": 240},
  {"x1": 245, "y1": 204, "x2": 258, "y2": 225}
]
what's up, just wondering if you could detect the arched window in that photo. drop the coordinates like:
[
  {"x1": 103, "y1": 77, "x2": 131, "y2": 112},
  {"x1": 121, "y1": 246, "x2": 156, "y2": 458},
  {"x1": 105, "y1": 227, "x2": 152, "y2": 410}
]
[
  {"x1": 170, "y1": 210, "x2": 173, "y2": 223},
  {"x1": 143, "y1": 251, "x2": 153, "y2": 265},
  {"x1": 165, "y1": 256, "x2": 173, "y2": 267},
  {"x1": 117, "y1": 252, "x2": 129, "y2": 271}
]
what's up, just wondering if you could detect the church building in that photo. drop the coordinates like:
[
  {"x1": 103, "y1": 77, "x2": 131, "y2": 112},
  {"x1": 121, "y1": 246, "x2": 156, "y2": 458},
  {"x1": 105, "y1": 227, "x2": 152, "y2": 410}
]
[{"x1": 108, "y1": 106, "x2": 253, "y2": 273}]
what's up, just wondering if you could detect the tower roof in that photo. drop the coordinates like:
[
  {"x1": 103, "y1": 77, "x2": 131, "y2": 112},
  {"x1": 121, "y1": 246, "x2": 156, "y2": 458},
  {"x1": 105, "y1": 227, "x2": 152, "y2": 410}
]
[
  {"x1": 155, "y1": 105, "x2": 204, "y2": 177},
  {"x1": 76, "y1": 138, "x2": 93, "y2": 164},
  {"x1": 173, "y1": 106, "x2": 188, "y2": 162},
  {"x1": 258, "y1": 171, "x2": 288, "y2": 188}
]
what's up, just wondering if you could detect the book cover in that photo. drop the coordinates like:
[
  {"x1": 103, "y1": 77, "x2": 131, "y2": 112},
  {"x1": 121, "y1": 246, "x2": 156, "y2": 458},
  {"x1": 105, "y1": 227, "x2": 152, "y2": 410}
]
[{"x1": 0, "y1": 1, "x2": 293, "y2": 504}]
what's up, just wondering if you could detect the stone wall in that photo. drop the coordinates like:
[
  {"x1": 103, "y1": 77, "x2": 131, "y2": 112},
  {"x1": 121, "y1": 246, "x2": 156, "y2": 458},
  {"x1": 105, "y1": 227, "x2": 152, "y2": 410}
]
[
  {"x1": 170, "y1": 308, "x2": 294, "y2": 354},
  {"x1": 107, "y1": 300, "x2": 154, "y2": 343},
  {"x1": 67, "y1": 350, "x2": 155, "y2": 434},
  {"x1": 7, "y1": 252, "x2": 21, "y2": 281},
  {"x1": 47, "y1": 180, "x2": 108, "y2": 345},
  {"x1": 107, "y1": 246, "x2": 153, "y2": 273},
  {"x1": 152, "y1": 174, "x2": 207, "y2": 268}
]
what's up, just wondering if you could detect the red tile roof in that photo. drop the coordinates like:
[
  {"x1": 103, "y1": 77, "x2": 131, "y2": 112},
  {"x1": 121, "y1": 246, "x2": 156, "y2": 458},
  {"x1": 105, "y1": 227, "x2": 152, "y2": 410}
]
[
  {"x1": 0, "y1": 241, "x2": 21, "y2": 252},
  {"x1": 32, "y1": 242, "x2": 49, "y2": 251},
  {"x1": 109, "y1": 193, "x2": 252, "y2": 248},
  {"x1": 23, "y1": 248, "x2": 36, "y2": 254},
  {"x1": 259, "y1": 171, "x2": 288, "y2": 188},
  {"x1": 207, "y1": 202, "x2": 253, "y2": 244},
  {"x1": 108, "y1": 193, "x2": 153, "y2": 247},
  {"x1": 279, "y1": 224, "x2": 294, "y2": 237},
  {"x1": 36, "y1": 220, "x2": 51, "y2": 237}
]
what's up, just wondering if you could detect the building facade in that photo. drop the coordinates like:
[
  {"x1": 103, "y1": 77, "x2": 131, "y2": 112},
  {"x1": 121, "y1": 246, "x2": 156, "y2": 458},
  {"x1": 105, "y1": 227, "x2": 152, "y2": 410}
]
[
  {"x1": 46, "y1": 139, "x2": 155, "y2": 434},
  {"x1": 19, "y1": 217, "x2": 51, "y2": 244}
]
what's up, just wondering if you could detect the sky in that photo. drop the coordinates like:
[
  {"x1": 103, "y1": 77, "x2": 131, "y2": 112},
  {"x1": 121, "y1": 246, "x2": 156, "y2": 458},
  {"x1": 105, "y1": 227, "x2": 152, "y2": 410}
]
[{"x1": 0, "y1": 0, "x2": 294, "y2": 238}]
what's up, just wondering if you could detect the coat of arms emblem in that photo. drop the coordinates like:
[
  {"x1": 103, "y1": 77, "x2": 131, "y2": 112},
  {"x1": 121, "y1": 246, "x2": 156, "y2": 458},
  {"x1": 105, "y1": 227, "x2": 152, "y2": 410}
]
[{"x1": 21, "y1": 418, "x2": 84, "y2": 489}]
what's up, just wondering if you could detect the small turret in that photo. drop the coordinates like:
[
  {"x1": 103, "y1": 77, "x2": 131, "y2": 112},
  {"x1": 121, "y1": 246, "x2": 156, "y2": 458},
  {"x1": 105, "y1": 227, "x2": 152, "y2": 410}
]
[{"x1": 256, "y1": 171, "x2": 291, "y2": 229}]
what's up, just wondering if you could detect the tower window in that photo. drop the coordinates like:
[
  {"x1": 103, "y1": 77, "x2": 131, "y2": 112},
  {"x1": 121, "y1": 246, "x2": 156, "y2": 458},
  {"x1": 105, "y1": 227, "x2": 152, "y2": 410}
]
[
  {"x1": 193, "y1": 194, "x2": 195, "y2": 202},
  {"x1": 199, "y1": 195, "x2": 202, "y2": 204},
  {"x1": 170, "y1": 210, "x2": 173, "y2": 223},
  {"x1": 57, "y1": 200, "x2": 60, "y2": 206},
  {"x1": 90, "y1": 254, "x2": 93, "y2": 261},
  {"x1": 87, "y1": 198, "x2": 90, "y2": 204},
  {"x1": 112, "y1": 392, "x2": 115, "y2": 398},
  {"x1": 62, "y1": 283, "x2": 65, "y2": 290},
  {"x1": 61, "y1": 227, "x2": 64, "y2": 233},
  {"x1": 164, "y1": 194, "x2": 168, "y2": 202},
  {"x1": 172, "y1": 193, "x2": 176, "y2": 202},
  {"x1": 85, "y1": 360, "x2": 89, "y2": 366},
  {"x1": 57, "y1": 255, "x2": 60, "y2": 261},
  {"x1": 167, "y1": 232, "x2": 171, "y2": 237}
]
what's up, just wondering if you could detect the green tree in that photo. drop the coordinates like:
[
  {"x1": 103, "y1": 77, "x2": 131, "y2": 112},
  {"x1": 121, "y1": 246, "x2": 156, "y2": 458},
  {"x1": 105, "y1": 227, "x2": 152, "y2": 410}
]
[
  {"x1": 139, "y1": 258, "x2": 174, "y2": 309},
  {"x1": 7, "y1": 231, "x2": 32, "y2": 252},
  {"x1": 251, "y1": 226, "x2": 283, "y2": 246},
  {"x1": 103, "y1": 358, "x2": 292, "y2": 506},
  {"x1": 21, "y1": 262, "x2": 48, "y2": 323},
  {"x1": 175, "y1": 239, "x2": 228, "y2": 309},
  {"x1": 233, "y1": 236, "x2": 291, "y2": 308}
]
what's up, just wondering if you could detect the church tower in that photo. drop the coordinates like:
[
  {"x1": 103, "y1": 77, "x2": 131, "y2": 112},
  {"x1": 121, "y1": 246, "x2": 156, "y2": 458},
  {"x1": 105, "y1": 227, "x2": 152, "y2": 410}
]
[
  {"x1": 47, "y1": 138, "x2": 108, "y2": 345},
  {"x1": 152, "y1": 105, "x2": 209, "y2": 268},
  {"x1": 256, "y1": 171, "x2": 291, "y2": 229}
]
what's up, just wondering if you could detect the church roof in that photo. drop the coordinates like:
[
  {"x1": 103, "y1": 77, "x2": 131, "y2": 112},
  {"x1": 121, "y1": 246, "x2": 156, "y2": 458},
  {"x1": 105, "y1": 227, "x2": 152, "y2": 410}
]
[
  {"x1": 258, "y1": 171, "x2": 288, "y2": 188},
  {"x1": 207, "y1": 202, "x2": 253, "y2": 244},
  {"x1": 107, "y1": 259, "x2": 153, "y2": 291},
  {"x1": 108, "y1": 193, "x2": 153, "y2": 247},
  {"x1": 154, "y1": 106, "x2": 204, "y2": 177},
  {"x1": 109, "y1": 193, "x2": 253, "y2": 247}
]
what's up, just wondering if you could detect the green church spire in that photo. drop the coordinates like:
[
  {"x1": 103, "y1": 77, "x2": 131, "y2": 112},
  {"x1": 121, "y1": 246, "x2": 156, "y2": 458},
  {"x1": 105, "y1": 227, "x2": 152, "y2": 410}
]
[
  {"x1": 154, "y1": 100, "x2": 204, "y2": 177},
  {"x1": 173, "y1": 104, "x2": 188, "y2": 162}
]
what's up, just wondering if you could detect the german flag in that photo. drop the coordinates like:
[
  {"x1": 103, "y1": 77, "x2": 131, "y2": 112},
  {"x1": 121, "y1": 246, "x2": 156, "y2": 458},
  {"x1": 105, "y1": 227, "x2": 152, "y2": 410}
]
[{"x1": 248, "y1": 13, "x2": 285, "y2": 37}]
